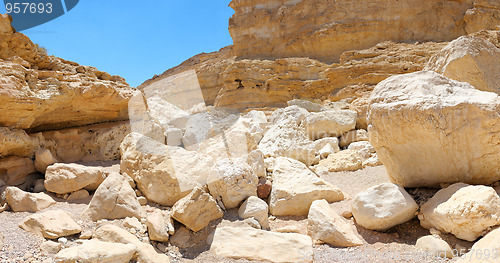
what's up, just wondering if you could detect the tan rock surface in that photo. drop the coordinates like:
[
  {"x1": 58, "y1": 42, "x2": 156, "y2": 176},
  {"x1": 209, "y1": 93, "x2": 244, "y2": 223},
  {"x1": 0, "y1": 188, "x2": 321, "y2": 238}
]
[
  {"x1": 419, "y1": 183, "x2": 500, "y2": 241},
  {"x1": 19, "y1": 210, "x2": 81, "y2": 239},
  {"x1": 34, "y1": 149, "x2": 58, "y2": 173},
  {"x1": 44, "y1": 163, "x2": 107, "y2": 194},
  {"x1": 228, "y1": 0, "x2": 498, "y2": 62},
  {"x1": 171, "y1": 187, "x2": 223, "y2": 232},
  {"x1": 54, "y1": 239, "x2": 137, "y2": 263},
  {"x1": 84, "y1": 173, "x2": 142, "y2": 221},
  {"x1": 0, "y1": 156, "x2": 35, "y2": 186},
  {"x1": 207, "y1": 158, "x2": 258, "y2": 209},
  {"x1": 93, "y1": 224, "x2": 171, "y2": 263},
  {"x1": 0, "y1": 15, "x2": 135, "y2": 131},
  {"x1": 426, "y1": 35, "x2": 500, "y2": 94},
  {"x1": 415, "y1": 235, "x2": 453, "y2": 259},
  {"x1": 210, "y1": 226, "x2": 314, "y2": 262},
  {"x1": 269, "y1": 157, "x2": 343, "y2": 216},
  {"x1": 4, "y1": 186, "x2": 55, "y2": 212},
  {"x1": 120, "y1": 132, "x2": 213, "y2": 206},
  {"x1": 459, "y1": 227, "x2": 500, "y2": 262},
  {"x1": 369, "y1": 71, "x2": 500, "y2": 187},
  {"x1": 352, "y1": 183, "x2": 418, "y2": 231},
  {"x1": 146, "y1": 210, "x2": 174, "y2": 242},
  {"x1": 308, "y1": 199, "x2": 364, "y2": 247}
]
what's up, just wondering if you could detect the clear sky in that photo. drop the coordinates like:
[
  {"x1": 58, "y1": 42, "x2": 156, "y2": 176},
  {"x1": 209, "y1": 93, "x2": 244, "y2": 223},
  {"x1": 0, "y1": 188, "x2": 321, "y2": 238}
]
[{"x1": 0, "y1": 1, "x2": 234, "y2": 87}]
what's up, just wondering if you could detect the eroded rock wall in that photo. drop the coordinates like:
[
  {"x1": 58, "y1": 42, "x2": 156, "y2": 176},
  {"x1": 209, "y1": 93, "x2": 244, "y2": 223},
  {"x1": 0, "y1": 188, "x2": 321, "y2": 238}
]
[{"x1": 228, "y1": 0, "x2": 499, "y2": 62}]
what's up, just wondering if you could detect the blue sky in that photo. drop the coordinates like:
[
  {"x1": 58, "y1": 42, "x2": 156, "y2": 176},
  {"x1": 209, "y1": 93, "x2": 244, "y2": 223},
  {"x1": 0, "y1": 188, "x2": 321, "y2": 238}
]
[{"x1": 1, "y1": 1, "x2": 234, "y2": 87}]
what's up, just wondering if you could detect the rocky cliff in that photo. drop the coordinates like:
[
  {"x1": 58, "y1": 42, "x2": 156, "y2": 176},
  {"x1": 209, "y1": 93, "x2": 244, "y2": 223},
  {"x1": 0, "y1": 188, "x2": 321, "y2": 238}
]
[
  {"x1": 0, "y1": 14, "x2": 134, "y2": 162},
  {"x1": 229, "y1": 0, "x2": 500, "y2": 62},
  {"x1": 141, "y1": 0, "x2": 499, "y2": 112},
  {"x1": 0, "y1": 14, "x2": 134, "y2": 132}
]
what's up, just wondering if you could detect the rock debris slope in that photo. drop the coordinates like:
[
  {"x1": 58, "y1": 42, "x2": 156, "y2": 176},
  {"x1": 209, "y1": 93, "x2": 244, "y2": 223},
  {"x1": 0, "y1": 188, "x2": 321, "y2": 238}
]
[{"x1": 0, "y1": 0, "x2": 500, "y2": 262}]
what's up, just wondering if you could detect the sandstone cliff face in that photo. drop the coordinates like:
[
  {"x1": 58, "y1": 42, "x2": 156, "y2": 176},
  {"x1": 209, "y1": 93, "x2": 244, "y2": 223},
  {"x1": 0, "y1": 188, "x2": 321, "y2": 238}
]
[
  {"x1": 228, "y1": 0, "x2": 499, "y2": 62},
  {"x1": 0, "y1": 14, "x2": 134, "y2": 132},
  {"x1": 0, "y1": 15, "x2": 134, "y2": 163},
  {"x1": 141, "y1": 41, "x2": 445, "y2": 112}
]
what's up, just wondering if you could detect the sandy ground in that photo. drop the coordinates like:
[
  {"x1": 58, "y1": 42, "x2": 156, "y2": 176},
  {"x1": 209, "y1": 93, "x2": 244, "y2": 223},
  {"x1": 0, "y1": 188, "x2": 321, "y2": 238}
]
[{"x1": 0, "y1": 165, "x2": 475, "y2": 262}]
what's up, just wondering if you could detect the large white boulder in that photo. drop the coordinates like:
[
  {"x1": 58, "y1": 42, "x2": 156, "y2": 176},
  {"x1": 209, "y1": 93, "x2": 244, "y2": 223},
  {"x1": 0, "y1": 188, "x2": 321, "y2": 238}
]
[
  {"x1": 84, "y1": 173, "x2": 143, "y2": 221},
  {"x1": 207, "y1": 158, "x2": 258, "y2": 209},
  {"x1": 419, "y1": 183, "x2": 500, "y2": 241},
  {"x1": 308, "y1": 199, "x2": 364, "y2": 247},
  {"x1": 269, "y1": 157, "x2": 343, "y2": 216},
  {"x1": 369, "y1": 71, "x2": 500, "y2": 187},
  {"x1": 120, "y1": 132, "x2": 213, "y2": 206},
  {"x1": 352, "y1": 183, "x2": 418, "y2": 231},
  {"x1": 426, "y1": 36, "x2": 500, "y2": 94},
  {"x1": 210, "y1": 226, "x2": 313, "y2": 262}
]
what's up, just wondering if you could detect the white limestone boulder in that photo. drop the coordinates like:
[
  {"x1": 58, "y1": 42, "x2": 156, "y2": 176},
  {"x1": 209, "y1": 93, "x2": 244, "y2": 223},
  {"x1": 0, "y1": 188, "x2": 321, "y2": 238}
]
[
  {"x1": 415, "y1": 235, "x2": 453, "y2": 259},
  {"x1": 269, "y1": 157, "x2": 343, "y2": 216},
  {"x1": 369, "y1": 71, "x2": 500, "y2": 187},
  {"x1": 120, "y1": 132, "x2": 213, "y2": 206},
  {"x1": 34, "y1": 149, "x2": 58, "y2": 174},
  {"x1": 302, "y1": 110, "x2": 356, "y2": 140},
  {"x1": 93, "y1": 224, "x2": 170, "y2": 263},
  {"x1": 419, "y1": 183, "x2": 500, "y2": 241},
  {"x1": 84, "y1": 173, "x2": 143, "y2": 221},
  {"x1": 44, "y1": 163, "x2": 107, "y2": 194},
  {"x1": 171, "y1": 187, "x2": 223, "y2": 232},
  {"x1": 207, "y1": 158, "x2": 258, "y2": 209},
  {"x1": 210, "y1": 226, "x2": 313, "y2": 262},
  {"x1": 352, "y1": 183, "x2": 418, "y2": 231},
  {"x1": 308, "y1": 199, "x2": 364, "y2": 247},
  {"x1": 4, "y1": 186, "x2": 55, "y2": 212},
  {"x1": 426, "y1": 36, "x2": 500, "y2": 94}
]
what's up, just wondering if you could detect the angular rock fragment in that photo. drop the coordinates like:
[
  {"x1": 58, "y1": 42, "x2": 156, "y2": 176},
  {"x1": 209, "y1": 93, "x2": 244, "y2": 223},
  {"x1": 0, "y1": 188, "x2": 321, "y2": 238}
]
[{"x1": 270, "y1": 157, "x2": 343, "y2": 216}]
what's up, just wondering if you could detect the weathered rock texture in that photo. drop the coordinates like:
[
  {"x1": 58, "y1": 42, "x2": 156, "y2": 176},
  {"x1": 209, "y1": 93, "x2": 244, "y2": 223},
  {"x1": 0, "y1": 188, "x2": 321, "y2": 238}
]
[
  {"x1": 210, "y1": 226, "x2": 313, "y2": 262},
  {"x1": 352, "y1": 183, "x2": 418, "y2": 231},
  {"x1": 419, "y1": 183, "x2": 500, "y2": 241},
  {"x1": 140, "y1": 41, "x2": 445, "y2": 111},
  {"x1": 270, "y1": 157, "x2": 343, "y2": 216},
  {"x1": 19, "y1": 210, "x2": 82, "y2": 239},
  {"x1": 369, "y1": 71, "x2": 500, "y2": 187},
  {"x1": 120, "y1": 132, "x2": 213, "y2": 206},
  {"x1": 0, "y1": 15, "x2": 134, "y2": 132},
  {"x1": 85, "y1": 173, "x2": 143, "y2": 221},
  {"x1": 4, "y1": 186, "x2": 55, "y2": 212},
  {"x1": 54, "y1": 240, "x2": 136, "y2": 263},
  {"x1": 426, "y1": 35, "x2": 500, "y2": 94},
  {"x1": 228, "y1": 0, "x2": 499, "y2": 62}
]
